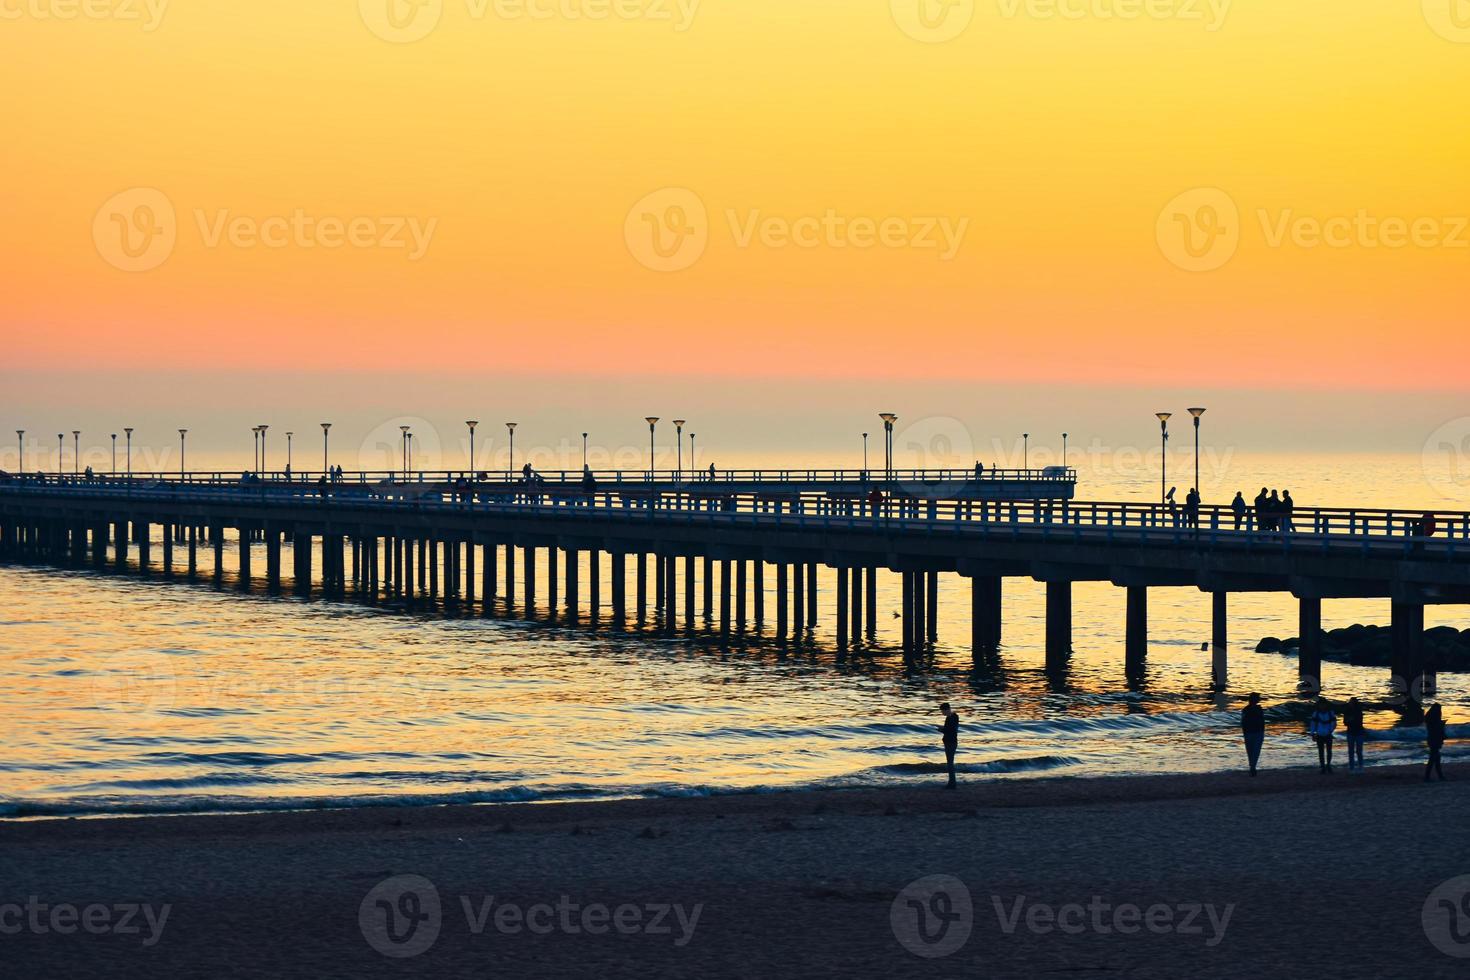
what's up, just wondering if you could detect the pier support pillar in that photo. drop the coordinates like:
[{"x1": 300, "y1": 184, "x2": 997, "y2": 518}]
[
  {"x1": 266, "y1": 530, "x2": 281, "y2": 592},
  {"x1": 237, "y1": 526, "x2": 251, "y2": 589},
  {"x1": 1211, "y1": 592, "x2": 1228, "y2": 687},
  {"x1": 806, "y1": 563, "x2": 817, "y2": 628},
  {"x1": 703, "y1": 555, "x2": 714, "y2": 621},
  {"x1": 1045, "y1": 580, "x2": 1072, "y2": 667},
  {"x1": 792, "y1": 564, "x2": 805, "y2": 639},
  {"x1": 483, "y1": 543, "x2": 496, "y2": 613},
  {"x1": 136, "y1": 521, "x2": 150, "y2": 573},
  {"x1": 635, "y1": 552, "x2": 646, "y2": 623},
  {"x1": 1299, "y1": 596, "x2": 1323, "y2": 686},
  {"x1": 836, "y1": 566, "x2": 849, "y2": 651},
  {"x1": 849, "y1": 567, "x2": 861, "y2": 644},
  {"x1": 719, "y1": 559, "x2": 732, "y2": 644},
  {"x1": 566, "y1": 548, "x2": 579, "y2": 621},
  {"x1": 926, "y1": 571, "x2": 938, "y2": 644},
  {"x1": 776, "y1": 564, "x2": 789, "y2": 640},
  {"x1": 753, "y1": 561, "x2": 765, "y2": 628},
  {"x1": 547, "y1": 546, "x2": 559, "y2": 621},
  {"x1": 1391, "y1": 601, "x2": 1426, "y2": 703},
  {"x1": 607, "y1": 551, "x2": 622, "y2": 624},
  {"x1": 589, "y1": 548, "x2": 601, "y2": 621},
  {"x1": 523, "y1": 545, "x2": 536, "y2": 619},
  {"x1": 902, "y1": 573, "x2": 916, "y2": 654},
  {"x1": 970, "y1": 576, "x2": 1002, "y2": 652},
  {"x1": 913, "y1": 571, "x2": 926, "y2": 648},
  {"x1": 1125, "y1": 586, "x2": 1147, "y2": 676},
  {"x1": 866, "y1": 567, "x2": 878, "y2": 638},
  {"x1": 684, "y1": 555, "x2": 695, "y2": 628},
  {"x1": 736, "y1": 560, "x2": 747, "y2": 630}
]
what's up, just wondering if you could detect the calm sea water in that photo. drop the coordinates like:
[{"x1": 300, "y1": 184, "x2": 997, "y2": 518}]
[{"x1": 1, "y1": 453, "x2": 1465, "y2": 818}]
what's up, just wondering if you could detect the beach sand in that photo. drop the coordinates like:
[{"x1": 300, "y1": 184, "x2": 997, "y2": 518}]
[{"x1": 2, "y1": 762, "x2": 1467, "y2": 978}]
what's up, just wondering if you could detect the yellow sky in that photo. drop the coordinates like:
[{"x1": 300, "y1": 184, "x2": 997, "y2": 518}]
[{"x1": 3, "y1": 1, "x2": 1467, "y2": 386}]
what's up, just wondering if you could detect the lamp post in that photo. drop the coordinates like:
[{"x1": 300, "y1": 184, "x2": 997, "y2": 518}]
[
  {"x1": 1156, "y1": 412, "x2": 1172, "y2": 504},
  {"x1": 179, "y1": 429, "x2": 187, "y2": 479},
  {"x1": 399, "y1": 426, "x2": 410, "y2": 475},
  {"x1": 505, "y1": 422, "x2": 517, "y2": 475},
  {"x1": 465, "y1": 421, "x2": 478, "y2": 476},
  {"x1": 56, "y1": 434, "x2": 62, "y2": 476},
  {"x1": 878, "y1": 413, "x2": 897, "y2": 484},
  {"x1": 863, "y1": 432, "x2": 869, "y2": 475},
  {"x1": 1188, "y1": 407, "x2": 1206, "y2": 496},
  {"x1": 110, "y1": 433, "x2": 116, "y2": 474},
  {"x1": 286, "y1": 431, "x2": 294, "y2": 475},
  {"x1": 407, "y1": 432, "x2": 415, "y2": 476},
  {"x1": 689, "y1": 432, "x2": 696, "y2": 474},
  {"x1": 260, "y1": 425, "x2": 269, "y2": 477},
  {"x1": 1023, "y1": 433, "x2": 1029, "y2": 472},
  {"x1": 124, "y1": 427, "x2": 133, "y2": 479},
  {"x1": 673, "y1": 420, "x2": 686, "y2": 477},
  {"x1": 582, "y1": 432, "x2": 588, "y2": 469},
  {"x1": 252, "y1": 427, "x2": 261, "y2": 474},
  {"x1": 72, "y1": 431, "x2": 80, "y2": 476},
  {"x1": 644, "y1": 417, "x2": 659, "y2": 476},
  {"x1": 1062, "y1": 432, "x2": 1068, "y2": 470},
  {"x1": 316, "y1": 423, "x2": 329, "y2": 477}
]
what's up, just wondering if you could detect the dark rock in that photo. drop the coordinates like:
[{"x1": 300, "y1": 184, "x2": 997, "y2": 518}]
[{"x1": 1256, "y1": 637, "x2": 1282, "y2": 653}]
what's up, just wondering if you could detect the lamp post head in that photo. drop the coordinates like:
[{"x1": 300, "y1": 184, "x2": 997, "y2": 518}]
[
  {"x1": 466, "y1": 421, "x2": 478, "y2": 431},
  {"x1": 124, "y1": 427, "x2": 133, "y2": 436},
  {"x1": 645, "y1": 417, "x2": 660, "y2": 427},
  {"x1": 321, "y1": 422, "x2": 331, "y2": 432},
  {"x1": 673, "y1": 419, "x2": 686, "y2": 430},
  {"x1": 878, "y1": 413, "x2": 897, "y2": 429},
  {"x1": 179, "y1": 429, "x2": 188, "y2": 436},
  {"x1": 73, "y1": 430, "x2": 80, "y2": 437},
  {"x1": 505, "y1": 422, "x2": 517, "y2": 432},
  {"x1": 1188, "y1": 407, "x2": 1206, "y2": 425},
  {"x1": 285, "y1": 431, "x2": 293, "y2": 438},
  {"x1": 399, "y1": 425, "x2": 410, "y2": 433},
  {"x1": 1155, "y1": 412, "x2": 1172, "y2": 424}
]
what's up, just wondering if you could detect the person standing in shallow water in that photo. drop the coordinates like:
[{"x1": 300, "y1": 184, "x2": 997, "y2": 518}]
[
  {"x1": 939, "y1": 703, "x2": 960, "y2": 789},
  {"x1": 1425, "y1": 703, "x2": 1447, "y2": 782},
  {"x1": 1342, "y1": 697, "x2": 1366, "y2": 770},
  {"x1": 1309, "y1": 697, "x2": 1337, "y2": 774},
  {"x1": 1241, "y1": 693, "x2": 1265, "y2": 775}
]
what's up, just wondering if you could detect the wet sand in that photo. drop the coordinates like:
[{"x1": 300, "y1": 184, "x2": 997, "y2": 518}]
[{"x1": 2, "y1": 762, "x2": 1467, "y2": 978}]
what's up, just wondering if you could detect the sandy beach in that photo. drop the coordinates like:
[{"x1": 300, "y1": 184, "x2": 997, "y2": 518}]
[{"x1": 3, "y1": 762, "x2": 1467, "y2": 978}]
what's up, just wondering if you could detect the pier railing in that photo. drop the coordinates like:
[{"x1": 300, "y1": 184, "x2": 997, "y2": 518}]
[{"x1": 3, "y1": 480, "x2": 1465, "y2": 559}]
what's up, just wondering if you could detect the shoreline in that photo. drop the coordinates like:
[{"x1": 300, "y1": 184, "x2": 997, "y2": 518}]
[{"x1": 3, "y1": 758, "x2": 1458, "y2": 842}]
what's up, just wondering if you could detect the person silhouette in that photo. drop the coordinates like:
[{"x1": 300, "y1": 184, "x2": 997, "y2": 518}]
[
  {"x1": 1280, "y1": 490, "x2": 1296, "y2": 532},
  {"x1": 1342, "y1": 697, "x2": 1366, "y2": 770},
  {"x1": 1241, "y1": 692, "x2": 1265, "y2": 775},
  {"x1": 1309, "y1": 697, "x2": 1336, "y2": 773},
  {"x1": 1425, "y1": 703, "x2": 1447, "y2": 782},
  {"x1": 1231, "y1": 491, "x2": 1246, "y2": 530},
  {"x1": 939, "y1": 703, "x2": 960, "y2": 789}
]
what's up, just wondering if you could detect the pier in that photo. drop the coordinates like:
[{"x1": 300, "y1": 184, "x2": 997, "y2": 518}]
[{"x1": 1, "y1": 469, "x2": 1464, "y2": 704}]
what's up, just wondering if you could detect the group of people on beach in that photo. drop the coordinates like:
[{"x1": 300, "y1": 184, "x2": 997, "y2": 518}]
[
  {"x1": 935, "y1": 697, "x2": 1450, "y2": 788},
  {"x1": 1239, "y1": 693, "x2": 1447, "y2": 780}
]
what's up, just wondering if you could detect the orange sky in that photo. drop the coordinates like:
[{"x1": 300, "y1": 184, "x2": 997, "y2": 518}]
[{"x1": 2, "y1": 2, "x2": 1468, "y2": 389}]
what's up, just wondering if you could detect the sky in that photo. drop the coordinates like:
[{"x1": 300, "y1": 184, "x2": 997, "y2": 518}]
[{"x1": 2, "y1": 1, "x2": 1468, "y2": 471}]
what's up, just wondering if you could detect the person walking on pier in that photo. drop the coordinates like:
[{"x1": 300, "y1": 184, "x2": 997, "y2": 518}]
[
  {"x1": 939, "y1": 703, "x2": 960, "y2": 789},
  {"x1": 1342, "y1": 697, "x2": 1366, "y2": 770},
  {"x1": 1280, "y1": 490, "x2": 1296, "y2": 532},
  {"x1": 1241, "y1": 692, "x2": 1266, "y2": 775},
  {"x1": 1185, "y1": 487, "x2": 1201, "y2": 529},
  {"x1": 1231, "y1": 491, "x2": 1246, "y2": 530},
  {"x1": 1253, "y1": 488, "x2": 1269, "y2": 531},
  {"x1": 1309, "y1": 697, "x2": 1337, "y2": 773},
  {"x1": 1425, "y1": 703, "x2": 1447, "y2": 782}
]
